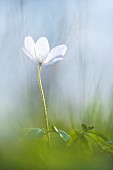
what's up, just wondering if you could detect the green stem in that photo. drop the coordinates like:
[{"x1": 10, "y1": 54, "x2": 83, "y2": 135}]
[{"x1": 38, "y1": 64, "x2": 50, "y2": 145}]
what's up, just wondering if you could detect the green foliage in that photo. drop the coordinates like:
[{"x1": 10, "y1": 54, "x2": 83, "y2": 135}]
[
  {"x1": 52, "y1": 126, "x2": 71, "y2": 142},
  {"x1": 81, "y1": 123, "x2": 94, "y2": 131},
  {"x1": 1, "y1": 99, "x2": 113, "y2": 170},
  {"x1": 24, "y1": 128, "x2": 45, "y2": 138},
  {"x1": 67, "y1": 124, "x2": 113, "y2": 155},
  {"x1": 1, "y1": 123, "x2": 113, "y2": 170},
  {"x1": 22, "y1": 128, "x2": 45, "y2": 140}
]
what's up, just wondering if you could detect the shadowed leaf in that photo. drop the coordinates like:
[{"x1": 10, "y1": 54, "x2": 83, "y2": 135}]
[{"x1": 22, "y1": 128, "x2": 45, "y2": 140}]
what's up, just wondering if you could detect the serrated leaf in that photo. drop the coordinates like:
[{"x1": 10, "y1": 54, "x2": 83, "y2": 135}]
[{"x1": 52, "y1": 126, "x2": 71, "y2": 143}]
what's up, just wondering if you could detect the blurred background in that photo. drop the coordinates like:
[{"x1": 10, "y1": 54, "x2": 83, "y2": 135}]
[{"x1": 0, "y1": 0, "x2": 113, "y2": 138}]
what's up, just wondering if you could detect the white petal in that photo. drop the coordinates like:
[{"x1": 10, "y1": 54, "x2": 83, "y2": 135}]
[
  {"x1": 43, "y1": 57, "x2": 63, "y2": 66},
  {"x1": 44, "y1": 44, "x2": 67, "y2": 63},
  {"x1": 22, "y1": 48, "x2": 38, "y2": 64},
  {"x1": 24, "y1": 36, "x2": 35, "y2": 58},
  {"x1": 35, "y1": 37, "x2": 50, "y2": 62}
]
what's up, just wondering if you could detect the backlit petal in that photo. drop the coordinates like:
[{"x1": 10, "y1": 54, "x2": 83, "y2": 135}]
[
  {"x1": 22, "y1": 48, "x2": 38, "y2": 64},
  {"x1": 24, "y1": 36, "x2": 35, "y2": 58},
  {"x1": 35, "y1": 37, "x2": 50, "y2": 62},
  {"x1": 43, "y1": 57, "x2": 63, "y2": 66},
  {"x1": 44, "y1": 44, "x2": 67, "y2": 63}
]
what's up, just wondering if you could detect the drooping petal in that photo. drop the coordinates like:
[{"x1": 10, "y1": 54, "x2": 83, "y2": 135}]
[
  {"x1": 22, "y1": 48, "x2": 38, "y2": 64},
  {"x1": 44, "y1": 44, "x2": 67, "y2": 63},
  {"x1": 35, "y1": 37, "x2": 50, "y2": 63},
  {"x1": 43, "y1": 57, "x2": 63, "y2": 66},
  {"x1": 24, "y1": 36, "x2": 35, "y2": 58}
]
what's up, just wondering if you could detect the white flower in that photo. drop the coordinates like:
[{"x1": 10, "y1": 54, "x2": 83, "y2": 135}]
[{"x1": 22, "y1": 36, "x2": 67, "y2": 66}]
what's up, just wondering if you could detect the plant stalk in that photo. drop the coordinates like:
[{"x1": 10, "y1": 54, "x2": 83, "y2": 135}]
[{"x1": 37, "y1": 64, "x2": 50, "y2": 145}]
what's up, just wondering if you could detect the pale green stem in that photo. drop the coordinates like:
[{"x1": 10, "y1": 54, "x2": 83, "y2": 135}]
[{"x1": 38, "y1": 64, "x2": 50, "y2": 145}]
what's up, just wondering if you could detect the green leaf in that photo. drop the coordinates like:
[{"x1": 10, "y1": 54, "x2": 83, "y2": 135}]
[
  {"x1": 23, "y1": 128, "x2": 45, "y2": 140},
  {"x1": 70, "y1": 130, "x2": 80, "y2": 141},
  {"x1": 69, "y1": 126, "x2": 113, "y2": 154},
  {"x1": 81, "y1": 123, "x2": 94, "y2": 131},
  {"x1": 67, "y1": 130, "x2": 80, "y2": 146},
  {"x1": 87, "y1": 130, "x2": 113, "y2": 144},
  {"x1": 81, "y1": 124, "x2": 88, "y2": 131},
  {"x1": 97, "y1": 143, "x2": 113, "y2": 154},
  {"x1": 52, "y1": 126, "x2": 71, "y2": 143},
  {"x1": 87, "y1": 126, "x2": 94, "y2": 130},
  {"x1": 85, "y1": 130, "x2": 113, "y2": 153}
]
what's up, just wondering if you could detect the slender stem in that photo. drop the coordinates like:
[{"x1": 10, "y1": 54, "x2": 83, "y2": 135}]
[{"x1": 37, "y1": 64, "x2": 50, "y2": 144}]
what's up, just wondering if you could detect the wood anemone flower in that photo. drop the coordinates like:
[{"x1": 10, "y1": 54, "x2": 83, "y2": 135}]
[{"x1": 22, "y1": 36, "x2": 67, "y2": 66}]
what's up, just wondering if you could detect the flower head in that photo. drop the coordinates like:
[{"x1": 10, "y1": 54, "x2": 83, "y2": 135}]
[{"x1": 22, "y1": 36, "x2": 67, "y2": 66}]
